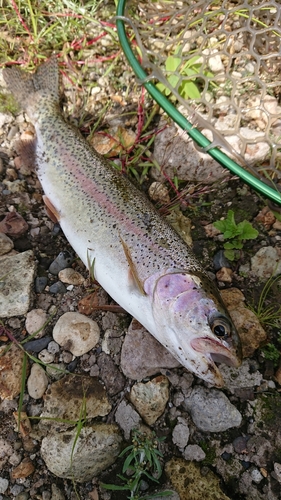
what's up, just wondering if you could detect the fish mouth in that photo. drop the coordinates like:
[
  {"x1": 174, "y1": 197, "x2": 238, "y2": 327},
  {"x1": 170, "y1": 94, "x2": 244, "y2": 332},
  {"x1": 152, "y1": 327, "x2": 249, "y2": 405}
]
[{"x1": 191, "y1": 337, "x2": 242, "y2": 369}]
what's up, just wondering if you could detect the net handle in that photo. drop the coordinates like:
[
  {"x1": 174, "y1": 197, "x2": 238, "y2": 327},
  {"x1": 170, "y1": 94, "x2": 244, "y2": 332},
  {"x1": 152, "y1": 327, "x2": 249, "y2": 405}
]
[{"x1": 116, "y1": 0, "x2": 281, "y2": 206}]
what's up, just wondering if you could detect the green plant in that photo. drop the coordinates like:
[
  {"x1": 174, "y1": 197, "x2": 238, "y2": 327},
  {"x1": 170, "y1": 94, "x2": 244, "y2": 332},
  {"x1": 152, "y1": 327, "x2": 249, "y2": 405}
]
[
  {"x1": 157, "y1": 47, "x2": 214, "y2": 100},
  {"x1": 213, "y1": 209, "x2": 259, "y2": 261},
  {"x1": 261, "y1": 342, "x2": 280, "y2": 366},
  {"x1": 248, "y1": 274, "x2": 281, "y2": 328},
  {"x1": 101, "y1": 429, "x2": 173, "y2": 499}
]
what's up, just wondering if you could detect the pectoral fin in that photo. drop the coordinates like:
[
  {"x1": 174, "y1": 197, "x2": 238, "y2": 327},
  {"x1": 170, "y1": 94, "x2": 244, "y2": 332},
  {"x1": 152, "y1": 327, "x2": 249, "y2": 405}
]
[
  {"x1": 120, "y1": 236, "x2": 146, "y2": 295},
  {"x1": 43, "y1": 195, "x2": 60, "y2": 223}
]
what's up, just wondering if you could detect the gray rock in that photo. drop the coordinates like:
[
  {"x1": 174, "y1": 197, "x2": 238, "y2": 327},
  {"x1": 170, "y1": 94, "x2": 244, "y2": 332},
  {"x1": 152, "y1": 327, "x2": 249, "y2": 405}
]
[
  {"x1": 25, "y1": 336, "x2": 52, "y2": 353},
  {"x1": 49, "y1": 251, "x2": 74, "y2": 275},
  {"x1": 273, "y1": 463, "x2": 281, "y2": 483},
  {"x1": 0, "y1": 232, "x2": 13, "y2": 255},
  {"x1": 35, "y1": 276, "x2": 48, "y2": 293},
  {"x1": 0, "y1": 478, "x2": 9, "y2": 494},
  {"x1": 49, "y1": 281, "x2": 67, "y2": 294},
  {"x1": 220, "y1": 360, "x2": 263, "y2": 394},
  {"x1": 115, "y1": 400, "x2": 141, "y2": 440},
  {"x1": 183, "y1": 386, "x2": 242, "y2": 432},
  {"x1": 53, "y1": 312, "x2": 100, "y2": 356},
  {"x1": 41, "y1": 423, "x2": 122, "y2": 481},
  {"x1": 121, "y1": 319, "x2": 180, "y2": 380},
  {"x1": 0, "y1": 250, "x2": 36, "y2": 317},
  {"x1": 172, "y1": 417, "x2": 190, "y2": 449},
  {"x1": 183, "y1": 444, "x2": 206, "y2": 461},
  {"x1": 97, "y1": 352, "x2": 125, "y2": 396}
]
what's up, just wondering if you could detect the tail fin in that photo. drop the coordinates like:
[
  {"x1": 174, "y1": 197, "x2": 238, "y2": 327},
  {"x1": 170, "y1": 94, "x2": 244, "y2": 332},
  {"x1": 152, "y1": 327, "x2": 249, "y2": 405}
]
[{"x1": 3, "y1": 57, "x2": 59, "y2": 111}]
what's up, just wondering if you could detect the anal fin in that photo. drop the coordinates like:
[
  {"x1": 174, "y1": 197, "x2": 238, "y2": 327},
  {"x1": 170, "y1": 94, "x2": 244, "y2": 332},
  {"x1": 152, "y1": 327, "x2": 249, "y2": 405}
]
[
  {"x1": 120, "y1": 236, "x2": 146, "y2": 295},
  {"x1": 43, "y1": 195, "x2": 61, "y2": 223}
]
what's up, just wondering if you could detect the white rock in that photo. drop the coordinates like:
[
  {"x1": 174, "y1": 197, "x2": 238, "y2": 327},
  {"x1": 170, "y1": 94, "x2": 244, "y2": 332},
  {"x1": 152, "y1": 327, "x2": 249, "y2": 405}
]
[
  {"x1": 53, "y1": 312, "x2": 100, "y2": 356},
  {"x1": 25, "y1": 308, "x2": 47, "y2": 338},
  {"x1": 0, "y1": 250, "x2": 36, "y2": 317},
  {"x1": 38, "y1": 349, "x2": 55, "y2": 364},
  {"x1": 27, "y1": 363, "x2": 48, "y2": 399},
  {"x1": 251, "y1": 246, "x2": 281, "y2": 278},
  {"x1": 273, "y1": 462, "x2": 281, "y2": 483}
]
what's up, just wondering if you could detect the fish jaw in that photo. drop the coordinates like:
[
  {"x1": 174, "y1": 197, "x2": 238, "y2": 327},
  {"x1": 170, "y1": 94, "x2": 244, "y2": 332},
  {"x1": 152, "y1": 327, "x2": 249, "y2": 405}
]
[{"x1": 144, "y1": 270, "x2": 242, "y2": 387}]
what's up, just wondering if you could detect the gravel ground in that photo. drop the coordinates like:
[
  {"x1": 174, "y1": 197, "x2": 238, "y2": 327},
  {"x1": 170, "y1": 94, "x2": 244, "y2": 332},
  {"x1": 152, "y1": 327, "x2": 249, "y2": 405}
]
[{"x1": 1, "y1": 2, "x2": 281, "y2": 500}]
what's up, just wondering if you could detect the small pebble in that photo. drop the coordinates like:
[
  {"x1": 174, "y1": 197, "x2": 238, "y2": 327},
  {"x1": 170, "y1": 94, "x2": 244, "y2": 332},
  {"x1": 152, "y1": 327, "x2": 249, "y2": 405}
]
[
  {"x1": 38, "y1": 349, "x2": 55, "y2": 364},
  {"x1": 47, "y1": 341, "x2": 60, "y2": 354},
  {"x1": 49, "y1": 251, "x2": 74, "y2": 275},
  {"x1": 35, "y1": 276, "x2": 48, "y2": 293},
  {"x1": 27, "y1": 363, "x2": 48, "y2": 399},
  {"x1": 0, "y1": 477, "x2": 9, "y2": 494},
  {"x1": 49, "y1": 281, "x2": 67, "y2": 294},
  {"x1": 216, "y1": 266, "x2": 233, "y2": 283},
  {"x1": 24, "y1": 336, "x2": 52, "y2": 353},
  {"x1": 213, "y1": 249, "x2": 231, "y2": 271},
  {"x1": 25, "y1": 308, "x2": 47, "y2": 338},
  {"x1": 58, "y1": 267, "x2": 85, "y2": 285}
]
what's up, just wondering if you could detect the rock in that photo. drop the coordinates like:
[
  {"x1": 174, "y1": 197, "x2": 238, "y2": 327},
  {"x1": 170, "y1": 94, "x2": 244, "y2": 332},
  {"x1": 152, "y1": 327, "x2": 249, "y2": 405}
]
[
  {"x1": 24, "y1": 336, "x2": 52, "y2": 353},
  {"x1": 220, "y1": 360, "x2": 263, "y2": 394},
  {"x1": 221, "y1": 288, "x2": 267, "y2": 357},
  {"x1": 35, "y1": 276, "x2": 48, "y2": 293},
  {"x1": 251, "y1": 246, "x2": 281, "y2": 278},
  {"x1": 273, "y1": 463, "x2": 281, "y2": 483},
  {"x1": 0, "y1": 344, "x2": 26, "y2": 399},
  {"x1": 49, "y1": 251, "x2": 74, "y2": 275},
  {"x1": 115, "y1": 400, "x2": 142, "y2": 440},
  {"x1": 39, "y1": 375, "x2": 111, "y2": 429},
  {"x1": 49, "y1": 281, "x2": 67, "y2": 294},
  {"x1": 121, "y1": 319, "x2": 180, "y2": 379},
  {"x1": 38, "y1": 349, "x2": 54, "y2": 363},
  {"x1": 27, "y1": 363, "x2": 48, "y2": 399},
  {"x1": 0, "y1": 438, "x2": 13, "y2": 469},
  {"x1": 0, "y1": 211, "x2": 28, "y2": 238},
  {"x1": 172, "y1": 417, "x2": 190, "y2": 449},
  {"x1": 25, "y1": 308, "x2": 47, "y2": 338},
  {"x1": 51, "y1": 484, "x2": 65, "y2": 500},
  {"x1": 53, "y1": 312, "x2": 100, "y2": 356},
  {"x1": 275, "y1": 366, "x2": 281, "y2": 386},
  {"x1": 11, "y1": 457, "x2": 35, "y2": 479},
  {"x1": 0, "y1": 250, "x2": 36, "y2": 317},
  {"x1": 183, "y1": 386, "x2": 242, "y2": 432},
  {"x1": 165, "y1": 458, "x2": 231, "y2": 500},
  {"x1": 213, "y1": 249, "x2": 232, "y2": 271},
  {"x1": 216, "y1": 267, "x2": 233, "y2": 283},
  {"x1": 255, "y1": 206, "x2": 276, "y2": 230},
  {"x1": 0, "y1": 232, "x2": 14, "y2": 255},
  {"x1": 0, "y1": 477, "x2": 9, "y2": 494},
  {"x1": 97, "y1": 352, "x2": 125, "y2": 396},
  {"x1": 183, "y1": 444, "x2": 206, "y2": 461},
  {"x1": 148, "y1": 182, "x2": 170, "y2": 204},
  {"x1": 152, "y1": 120, "x2": 228, "y2": 184},
  {"x1": 129, "y1": 375, "x2": 170, "y2": 425},
  {"x1": 58, "y1": 267, "x2": 85, "y2": 285},
  {"x1": 204, "y1": 223, "x2": 221, "y2": 238},
  {"x1": 41, "y1": 423, "x2": 122, "y2": 481}
]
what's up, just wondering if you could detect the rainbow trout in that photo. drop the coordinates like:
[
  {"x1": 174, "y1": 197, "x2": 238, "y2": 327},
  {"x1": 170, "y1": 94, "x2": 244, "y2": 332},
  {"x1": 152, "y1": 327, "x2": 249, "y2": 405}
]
[{"x1": 3, "y1": 57, "x2": 242, "y2": 386}]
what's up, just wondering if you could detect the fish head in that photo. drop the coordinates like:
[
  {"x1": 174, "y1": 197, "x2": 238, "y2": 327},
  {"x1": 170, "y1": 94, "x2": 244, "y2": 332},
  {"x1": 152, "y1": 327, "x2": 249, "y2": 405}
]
[{"x1": 144, "y1": 269, "x2": 242, "y2": 387}]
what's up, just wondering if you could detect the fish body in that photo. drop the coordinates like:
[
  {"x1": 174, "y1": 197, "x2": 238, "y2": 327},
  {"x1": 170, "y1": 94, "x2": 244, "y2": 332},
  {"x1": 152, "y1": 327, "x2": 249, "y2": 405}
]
[{"x1": 3, "y1": 58, "x2": 242, "y2": 386}]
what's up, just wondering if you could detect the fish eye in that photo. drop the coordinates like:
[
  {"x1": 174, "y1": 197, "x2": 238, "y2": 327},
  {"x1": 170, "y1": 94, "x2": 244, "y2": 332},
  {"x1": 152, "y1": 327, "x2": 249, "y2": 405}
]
[{"x1": 210, "y1": 316, "x2": 231, "y2": 339}]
